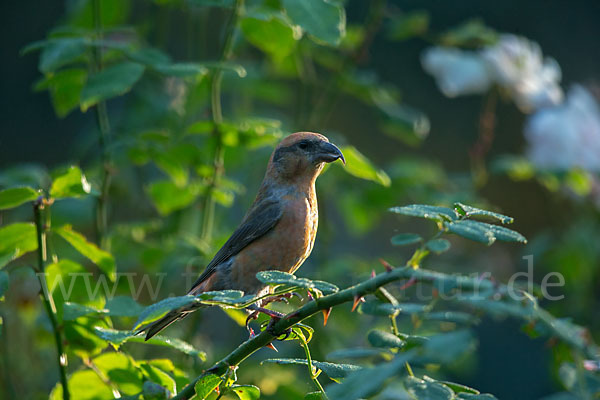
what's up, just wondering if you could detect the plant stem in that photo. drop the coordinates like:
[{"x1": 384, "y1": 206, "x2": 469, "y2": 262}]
[
  {"x1": 92, "y1": 0, "x2": 112, "y2": 249},
  {"x1": 172, "y1": 262, "x2": 600, "y2": 400},
  {"x1": 34, "y1": 198, "x2": 70, "y2": 400},
  {"x1": 298, "y1": 333, "x2": 328, "y2": 399},
  {"x1": 200, "y1": 0, "x2": 243, "y2": 242}
]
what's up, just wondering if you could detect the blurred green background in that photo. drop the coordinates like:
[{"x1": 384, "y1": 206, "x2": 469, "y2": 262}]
[{"x1": 1, "y1": 1, "x2": 599, "y2": 399}]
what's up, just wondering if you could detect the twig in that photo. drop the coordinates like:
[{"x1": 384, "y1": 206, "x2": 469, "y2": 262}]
[
  {"x1": 92, "y1": 0, "x2": 112, "y2": 249},
  {"x1": 470, "y1": 89, "x2": 497, "y2": 187},
  {"x1": 172, "y1": 264, "x2": 599, "y2": 399},
  {"x1": 34, "y1": 198, "x2": 70, "y2": 400},
  {"x1": 200, "y1": 0, "x2": 243, "y2": 242}
]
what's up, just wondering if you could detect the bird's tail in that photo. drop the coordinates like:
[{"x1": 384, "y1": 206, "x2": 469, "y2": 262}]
[{"x1": 139, "y1": 310, "x2": 186, "y2": 341}]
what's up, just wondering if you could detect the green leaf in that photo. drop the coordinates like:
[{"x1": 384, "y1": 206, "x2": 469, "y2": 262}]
[
  {"x1": 134, "y1": 295, "x2": 198, "y2": 330},
  {"x1": 446, "y1": 220, "x2": 495, "y2": 245},
  {"x1": 139, "y1": 362, "x2": 176, "y2": 395},
  {"x1": 54, "y1": 225, "x2": 116, "y2": 279},
  {"x1": 38, "y1": 38, "x2": 87, "y2": 73},
  {"x1": 424, "y1": 311, "x2": 477, "y2": 324},
  {"x1": 282, "y1": 0, "x2": 346, "y2": 46},
  {"x1": 44, "y1": 260, "x2": 88, "y2": 320},
  {"x1": 256, "y1": 270, "x2": 339, "y2": 294},
  {"x1": 390, "y1": 204, "x2": 457, "y2": 221},
  {"x1": 484, "y1": 223, "x2": 527, "y2": 244},
  {"x1": 0, "y1": 187, "x2": 39, "y2": 210},
  {"x1": 390, "y1": 233, "x2": 422, "y2": 246},
  {"x1": 367, "y1": 330, "x2": 405, "y2": 348},
  {"x1": 93, "y1": 352, "x2": 143, "y2": 395},
  {"x1": 105, "y1": 296, "x2": 145, "y2": 317},
  {"x1": 94, "y1": 327, "x2": 207, "y2": 359},
  {"x1": 326, "y1": 347, "x2": 390, "y2": 361},
  {"x1": 446, "y1": 220, "x2": 526, "y2": 245},
  {"x1": 426, "y1": 239, "x2": 451, "y2": 254},
  {"x1": 340, "y1": 146, "x2": 390, "y2": 186},
  {"x1": 50, "y1": 370, "x2": 114, "y2": 400},
  {"x1": 63, "y1": 302, "x2": 105, "y2": 321},
  {"x1": 304, "y1": 392, "x2": 322, "y2": 400},
  {"x1": 262, "y1": 358, "x2": 362, "y2": 381},
  {"x1": 34, "y1": 68, "x2": 87, "y2": 118},
  {"x1": 454, "y1": 202, "x2": 514, "y2": 224},
  {"x1": 404, "y1": 376, "x2": 454, "y2": 400},
  {"x1": 80, "y1": 62, "x2": 145, "y2": 111},
  {"x1": 194, "y1": 374, "x2": 221, "y2": 400},
  {"x1": 230, "y1": 385, "x2": 260, "y2": 400},
  {"x1": 439, "y1": 381, "x2": 480, "y2": 395},
  {"x1": 326, "y1": 352, "x2": 414, "y2": 400},
  {"x1": 241, "y1": 12, "x2": 297, "y2": 60},
  {"x1": 359, "y1": 300, "x2": 427, "y2": 316},
  {"x1": 0, "y1": 223, "x2": 37, "y2": 268},
  {"x1": 388, "y1": 10, "x2": 429, "y2": 41},
  {"x1": 143, "y1": 381, "x2": 169, "y2": 400},
  {"x1": 147, "y1": 180, "x2": 202, "y2": 215},
  {"x1": 0, "y1": 271, "x2": 9, "y2": 298},
  {"x1": 50, "y1": 166, "x2": 92, "y2": 199}
]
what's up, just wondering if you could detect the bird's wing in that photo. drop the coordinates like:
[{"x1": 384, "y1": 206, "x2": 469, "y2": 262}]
[{"x1": 188, "y1": 198, "x2": 283, "y2": 293}]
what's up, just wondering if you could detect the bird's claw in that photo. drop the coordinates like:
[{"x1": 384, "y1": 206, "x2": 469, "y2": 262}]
[{"x1": 266, "y1": 316, "x2": 292, "y2": 340}]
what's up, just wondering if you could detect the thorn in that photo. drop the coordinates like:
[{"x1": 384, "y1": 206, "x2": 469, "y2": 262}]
[
  {"x1": 266, "y1": 342, "x2": 278, "y2": 352},
  {"x1": 379, "y1": 258, "x2": 393, "y2": 272},
  {"x1": 399, "y1": 277, "x2": 416, "y2": 291},
  {"x1": 322, "y1": 308, "x2": 332, "y2": 326},
  {"x1": 351, "y1": 295, "x2": 365, "y2": 312},
  {"x1": 248, "y1": 327, "x2": 255, "y2": 338},
  {"x1": 215, "y1": 386, "x2": 220, "y2": 395},
  {"x1": 371, "y1": 269, "x2": 376, "y2": 278},
  {"x1": 432, "y1": 288, "x2": 439, "y2": 298},
  {"x1": 307, "y1": 291, "x2": 314, "y2": 301}
]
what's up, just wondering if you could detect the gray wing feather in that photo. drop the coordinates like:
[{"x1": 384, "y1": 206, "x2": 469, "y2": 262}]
[{"x1": 188, "y1": 198, "x2": 282, "y2": 293}]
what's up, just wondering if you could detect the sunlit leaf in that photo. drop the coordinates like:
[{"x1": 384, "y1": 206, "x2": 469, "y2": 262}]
[
  {"x1": 54, "y1": 225, "x2": 116, "y2": 279},
  {"x1": 139, "y1": 362, "x2": 176, "y2": 395},
  {"x1": 194, "y1": 374, "x2": 221, "y2": 400},
  {"x1": 50, "y1": 166, "x2": 92, "y2": 199},
  {"x1": 143, "y1": 381, "x2": 170, "y2": 400},
  {"x1": 340, "y1": 146, "x2": 390, "y2": 186},
  {"x1": 93, "y1": 352, "x2": 143, "y2": 395},
  {"x1": 80, "y1": 62, "x2": 145, "y2": 111},
  {"x1": 241, "y1": 12, "x2": 297, "y2": 60},
  {"x1": 230, "y1": 384, "x2": 260, "y2": 400},
  {"x1": 0, "y1": 223, "x2": 37, "y2": 269},
  {"x1": 49, "y1": 370, "x2": 113, "y2": 400},
  {"x1": 147, "y1": 180, "x2": 202, "y2": 215},
  {"x1": 0, "y1": 186, "x2": 39, "y2": 210},
  {"x1": 282, "y1": 0, "x2": 346, "y2": 46}
]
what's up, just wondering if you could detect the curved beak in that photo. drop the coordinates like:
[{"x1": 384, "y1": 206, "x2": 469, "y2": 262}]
[{"x1": 315, "y1": 141, "x2": 345, "y2": 165}]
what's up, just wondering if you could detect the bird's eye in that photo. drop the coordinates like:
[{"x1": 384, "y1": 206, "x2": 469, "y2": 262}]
[{"x1": 298, "y1": 141, "x2": 309, "y2": 150}]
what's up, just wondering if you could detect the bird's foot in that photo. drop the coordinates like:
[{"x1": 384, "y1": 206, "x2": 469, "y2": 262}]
[{"x1": 245, "y1": 305, "x2": 291, "y2": 340}]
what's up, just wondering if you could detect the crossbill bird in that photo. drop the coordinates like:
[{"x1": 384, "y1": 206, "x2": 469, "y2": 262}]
[{"x1": 142, "y1": 132, "x2": 345, "y2": 340}]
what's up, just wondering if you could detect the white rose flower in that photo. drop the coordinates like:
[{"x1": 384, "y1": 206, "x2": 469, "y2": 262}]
[
  {"x1": 421, "y1": 47, "x2": 492, "y2": 97},
  {"x1": 483, "y1": 34, "x2": 563, "y2": 112},
  {"x1": 525, "y1": 85, "x2": 600, "y2": 172}
]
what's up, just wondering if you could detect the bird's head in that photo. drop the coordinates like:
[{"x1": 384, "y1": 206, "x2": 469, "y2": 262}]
[{"x1": 267, "y1": 132, "x2": 345, "y2": 184}]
